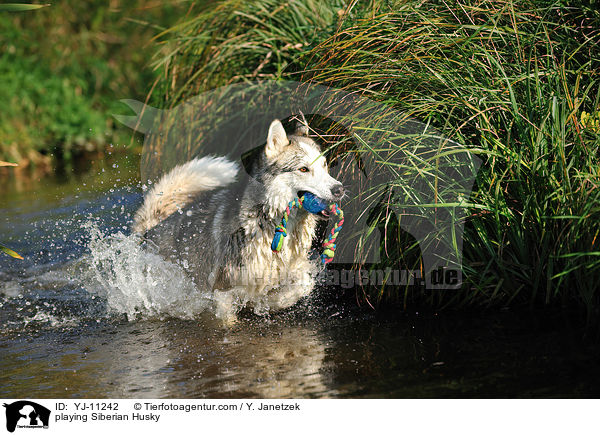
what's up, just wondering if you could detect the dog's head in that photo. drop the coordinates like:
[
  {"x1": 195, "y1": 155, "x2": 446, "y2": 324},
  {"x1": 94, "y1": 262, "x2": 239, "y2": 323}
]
[{"x1": 263, "y1": 119, "x2": 344, "y2": 216}]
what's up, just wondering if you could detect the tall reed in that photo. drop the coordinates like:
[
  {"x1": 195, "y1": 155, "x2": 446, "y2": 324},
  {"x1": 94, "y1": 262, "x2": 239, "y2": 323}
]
[{"x1": 153, "y1": 0, "x2": 600, "y2": 311}]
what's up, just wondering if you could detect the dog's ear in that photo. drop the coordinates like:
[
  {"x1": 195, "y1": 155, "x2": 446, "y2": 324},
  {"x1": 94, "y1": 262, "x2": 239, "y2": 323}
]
[
  {"x1": 265, "y1": 119, "x2": 289, "y2": 159},
  {"x1": 294, "y1": 121, "x2": 309, "y2": 136}
]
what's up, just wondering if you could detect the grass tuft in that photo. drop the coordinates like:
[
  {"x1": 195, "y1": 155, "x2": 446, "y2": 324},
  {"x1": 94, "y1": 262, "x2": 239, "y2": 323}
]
[{"x1": 154, "y1": 0, "x2": 600, "y2": 312}]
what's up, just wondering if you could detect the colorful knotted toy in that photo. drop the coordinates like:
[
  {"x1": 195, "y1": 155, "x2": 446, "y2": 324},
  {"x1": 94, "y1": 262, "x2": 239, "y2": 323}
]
[{"x1": 271, "y1": 192, "x2": 344, "y2": 264}]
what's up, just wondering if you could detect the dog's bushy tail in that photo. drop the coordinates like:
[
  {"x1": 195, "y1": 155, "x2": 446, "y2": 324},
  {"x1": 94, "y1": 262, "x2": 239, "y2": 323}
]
[{"x1": 132, "y1": 156, "x2": 239, "y2": 233}]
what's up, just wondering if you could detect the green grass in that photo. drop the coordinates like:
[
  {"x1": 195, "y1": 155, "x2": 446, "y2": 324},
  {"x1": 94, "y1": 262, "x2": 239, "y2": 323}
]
[
  {"x1": 0, "y1": 53, "x2": 109, "y2": 162},
  {"x1": 0, "y1": 0, "x2": 187, "y2": 166},
  {"x1": 152, "y1": 0, "x2": 600, "y2": 312},
  {"x1": 150, "y1": 0, "x2": 347, "y2": 104}
]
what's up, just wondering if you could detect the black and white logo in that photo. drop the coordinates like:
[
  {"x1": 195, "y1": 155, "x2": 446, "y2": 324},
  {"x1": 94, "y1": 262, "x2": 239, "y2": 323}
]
[{"x1": 3, "y1": 401, "x2": 50, "y2": 433}]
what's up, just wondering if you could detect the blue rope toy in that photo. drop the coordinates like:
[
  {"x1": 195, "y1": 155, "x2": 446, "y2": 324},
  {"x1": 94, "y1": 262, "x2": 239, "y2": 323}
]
[{"x1": 271, "y1": 192, "x2": 344, "y2": 264}]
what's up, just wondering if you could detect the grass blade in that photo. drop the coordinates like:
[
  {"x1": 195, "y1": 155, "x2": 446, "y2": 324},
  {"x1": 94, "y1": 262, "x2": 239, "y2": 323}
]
[
  {"x1": 0, "y1": 4, "x2": 49, "y2": 11},
  {"x1": 0, "y1": 245, "x2": 24, "y2": 260}
]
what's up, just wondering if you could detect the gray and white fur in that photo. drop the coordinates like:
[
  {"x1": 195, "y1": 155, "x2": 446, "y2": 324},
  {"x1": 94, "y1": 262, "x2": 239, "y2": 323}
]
[{"x1": 133, "y1": 119, "x2": 344, "y2": 321}]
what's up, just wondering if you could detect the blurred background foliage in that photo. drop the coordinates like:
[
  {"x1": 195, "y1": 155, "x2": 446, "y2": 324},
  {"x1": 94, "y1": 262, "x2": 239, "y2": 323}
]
[{"x1": 0, "y1": 0, "x2": 191, "y2": 169}]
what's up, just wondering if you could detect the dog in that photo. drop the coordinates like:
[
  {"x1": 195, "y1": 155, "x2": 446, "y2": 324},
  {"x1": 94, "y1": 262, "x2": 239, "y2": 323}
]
[{"x1": 132, "y1": 119, "x2": 344, "y2": 320}]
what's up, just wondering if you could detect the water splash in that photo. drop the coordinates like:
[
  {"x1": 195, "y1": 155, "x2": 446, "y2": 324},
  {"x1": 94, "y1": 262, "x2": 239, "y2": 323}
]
[{"x1": 82, "y1": 222, "x2": 215, "y2": 321}]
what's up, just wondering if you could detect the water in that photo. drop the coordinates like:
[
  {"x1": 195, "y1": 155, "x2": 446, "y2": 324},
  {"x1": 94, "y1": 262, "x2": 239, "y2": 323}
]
[{"x1": 1, "y1": 156, "x2": 600, "y2": 398}]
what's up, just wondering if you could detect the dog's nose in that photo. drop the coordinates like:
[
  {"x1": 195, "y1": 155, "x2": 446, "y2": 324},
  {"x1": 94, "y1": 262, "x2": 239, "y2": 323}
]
[{"x1": 331, "y1": 184, "x2": 344, "y2": 199}]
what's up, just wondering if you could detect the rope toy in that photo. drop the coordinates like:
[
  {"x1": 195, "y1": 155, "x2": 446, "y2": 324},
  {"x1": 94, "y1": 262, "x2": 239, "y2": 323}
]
[{"x1": 271, "y1": 192, "x2": 344, "y2": 264}]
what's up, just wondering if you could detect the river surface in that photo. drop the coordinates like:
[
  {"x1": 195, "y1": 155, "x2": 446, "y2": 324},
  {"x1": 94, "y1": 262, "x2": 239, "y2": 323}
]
[{"x1": 1, "y1": 155, "x2": 600, "y2": 398}]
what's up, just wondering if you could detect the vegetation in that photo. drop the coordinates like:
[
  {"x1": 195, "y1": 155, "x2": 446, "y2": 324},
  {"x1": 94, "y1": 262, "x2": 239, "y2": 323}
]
[
  {"x1": 0, "y1": 160, "x2": 21, "y2": 258},
  {"x1": 0, "y1": 0, "x2": 186, "y2": 168},
  {"x1": 0, "y1": 4, "x2": 41, "y2": 259},
  {"x1": 152, "y1": 0, "x2": 600, "y2": 312},
  {"x1": 0, "y1": 3, "x2": 48, "y2": 12}
]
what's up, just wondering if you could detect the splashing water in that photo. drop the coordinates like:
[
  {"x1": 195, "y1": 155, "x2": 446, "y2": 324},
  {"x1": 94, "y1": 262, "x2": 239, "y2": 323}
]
[
  {"x1": 2, "y1": 167, "x2": 598, "y2": 399},
  {"x1": 80, "y1": 222, "x2": 319, "y2": 323},
  {"x1": 82, "y1": 222, "x2": 215, "y2": 321},
  {"x1": 1, "y1": 164, "x2": 319, "y2": 325}
]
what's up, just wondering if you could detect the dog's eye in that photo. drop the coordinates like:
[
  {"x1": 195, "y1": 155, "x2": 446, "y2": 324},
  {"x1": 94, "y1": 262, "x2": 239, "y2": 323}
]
[{"x1": 298, "y1": 167, "x2": 310, "y2": 173}]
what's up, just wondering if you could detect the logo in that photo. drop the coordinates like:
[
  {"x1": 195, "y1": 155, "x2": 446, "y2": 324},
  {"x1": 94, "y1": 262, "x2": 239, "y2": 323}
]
[{"x1": 3, "y1": 401, "x2": 50, "y2": 433}]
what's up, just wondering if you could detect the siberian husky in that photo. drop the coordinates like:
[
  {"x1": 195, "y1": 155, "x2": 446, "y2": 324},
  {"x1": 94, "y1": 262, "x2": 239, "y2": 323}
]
[{"x1": 132, "y1": 119, "x2": 344, "y2": 320}]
